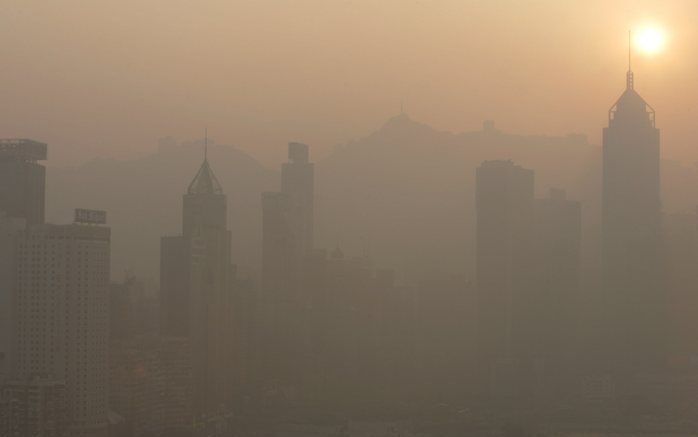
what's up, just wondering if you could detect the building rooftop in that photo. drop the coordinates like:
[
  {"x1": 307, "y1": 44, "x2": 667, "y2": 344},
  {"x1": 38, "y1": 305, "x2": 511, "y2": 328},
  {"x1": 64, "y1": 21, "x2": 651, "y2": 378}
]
[
  {"x1": 0, "y1": 139, "x2": 47, "y2": 161},
  {"x1": 187, "y1": 159, "x2": 223, "y2": 195}
]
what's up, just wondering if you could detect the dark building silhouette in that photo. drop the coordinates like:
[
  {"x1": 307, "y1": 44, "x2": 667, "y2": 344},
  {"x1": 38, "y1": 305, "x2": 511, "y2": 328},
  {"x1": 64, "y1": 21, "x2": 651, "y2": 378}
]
[
  {"x1": 475, "y1": 160, "x2": 535, "y2": 396},
  {"x1": 0, "y1": 141, "x2": 45, "y2": 370},
  {"x1": 0, "y1": 139, "x2": 47, "y2": 225},
  {"x1": 528, "y1": 188, "x2": 581, "y2": 395},
  {"x1": 258, "y1": 143, "x2": 315, "y2": 387},
  {"x1": 662, "y1": 211, "x2": 698, "y2": 367},
  {"x1": 261, "y1": 191, "x2": 293, "y2": 289},
  {"x1": 602, "y1": 60, "x2": 664, "y2": 372},
  {"x1": 476, "y1": 163, "x2": 582, "y2": 399},
  {"x1": 159, "y1": 143, "x2": 236, "y2": 416},
  {"x1": 262, "y1": 142, "x2": 315, "y2": 288},
  {"x1": 282, "y1": 142, "x2": 314, "y2": 262},
  {"x1": 0, "y1": 215, "x2": 25, "y2": 381}
]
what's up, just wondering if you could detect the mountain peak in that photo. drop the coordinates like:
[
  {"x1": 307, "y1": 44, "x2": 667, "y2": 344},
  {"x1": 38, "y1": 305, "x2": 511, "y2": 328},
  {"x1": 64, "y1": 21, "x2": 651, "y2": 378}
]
[{"x1": 372, "y1": 112, "x2": 440, "y2": 141}]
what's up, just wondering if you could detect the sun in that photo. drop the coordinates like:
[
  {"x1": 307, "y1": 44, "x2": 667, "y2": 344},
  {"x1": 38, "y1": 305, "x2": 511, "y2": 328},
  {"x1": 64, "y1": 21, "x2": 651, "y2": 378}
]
[{"x1": 634, "y1": 27, "x2": 666, "y2": 55}]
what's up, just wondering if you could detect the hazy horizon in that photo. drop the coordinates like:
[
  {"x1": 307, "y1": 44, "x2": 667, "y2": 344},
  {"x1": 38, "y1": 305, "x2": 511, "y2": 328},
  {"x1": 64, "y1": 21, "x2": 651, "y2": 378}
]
[
  {"x1": 5, "y1": 2, "x2": 698, "y2": 436},
  {"x1": 2, "y1": 0, "x2": 698, "y2": 168}
]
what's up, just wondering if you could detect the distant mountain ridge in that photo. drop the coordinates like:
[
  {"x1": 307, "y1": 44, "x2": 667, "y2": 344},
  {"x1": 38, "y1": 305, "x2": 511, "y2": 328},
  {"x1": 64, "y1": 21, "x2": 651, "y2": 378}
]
[
  {"x1": 47, "y1": 139, "x2": 276, "y2": 283},
  {"x1": 317, "y1": 114, "x2": 598, "y2": 281},
  {"x1": 46, "y1": 115, "x2": 698, "y2": 284}
]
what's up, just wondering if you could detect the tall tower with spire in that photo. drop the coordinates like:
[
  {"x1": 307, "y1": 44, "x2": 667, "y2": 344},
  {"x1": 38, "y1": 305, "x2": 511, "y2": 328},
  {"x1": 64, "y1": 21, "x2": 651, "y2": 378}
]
[
  {"x1": 601, "y1": 34, "x2": 663, "y2": 373},
  {"x1": 160, "y1": 133, "x2": 235, "y2": 416}
]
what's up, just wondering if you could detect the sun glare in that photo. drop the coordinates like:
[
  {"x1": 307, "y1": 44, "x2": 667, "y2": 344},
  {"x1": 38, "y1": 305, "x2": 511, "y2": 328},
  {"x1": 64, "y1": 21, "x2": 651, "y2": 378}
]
[{"x1": 634, "y1": 27, "x2": 666, "y2": 55}]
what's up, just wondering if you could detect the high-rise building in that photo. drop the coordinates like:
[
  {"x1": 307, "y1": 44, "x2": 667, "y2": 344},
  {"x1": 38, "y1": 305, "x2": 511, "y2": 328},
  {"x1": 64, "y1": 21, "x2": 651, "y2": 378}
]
[
  {"x1": 109, "y1": 336, "x2": 192, "y2": 437},
  {"x1": 261, "y1": 191, "x2": 293, "y2": 288},
  {"x1": 281, "y1": 142, "x2": 315, "y2": 264},
  {"x1": 0, "y1": 141, "x2": 45, "y2": 379},
  {"x1": 14, "y1": 222, "x2": 111, "y2": 437},
  {"x1": 160, "y1": 236, "x2": 194, "y2": 338},
  {"x1": 258, "y1": 143, "x2": 315, "y2": 387},
  {"x1": 0, "y1": 214, "x2": 25, "y2": 381},
  {"x1": 0, "y1": 139, "x2": 47, "y2": 225},
  {"x1": 528, "y1": 188, "x2": 581, "y2": 394},
  {"x1": 261, "y1": 143, "x2": 315, "y2": 290},
  {"x1": 475, "y1": 160, "x2": 535, "y2": 395},
  {"x1": 160, "y1": 145, "x2": 235, "y2": 415},
  {"x1": 602, "y1": 56, "x2": 663, "y2": 371},
  {"x1": 1, "y1": 377, "x2": 68, "y2": 437}
]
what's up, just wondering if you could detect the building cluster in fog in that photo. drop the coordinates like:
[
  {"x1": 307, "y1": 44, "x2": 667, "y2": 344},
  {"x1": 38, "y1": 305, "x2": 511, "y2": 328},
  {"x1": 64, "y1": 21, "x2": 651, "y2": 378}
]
[{"x1": 2, "y1": 60, "x2": 698, "y2": 437}]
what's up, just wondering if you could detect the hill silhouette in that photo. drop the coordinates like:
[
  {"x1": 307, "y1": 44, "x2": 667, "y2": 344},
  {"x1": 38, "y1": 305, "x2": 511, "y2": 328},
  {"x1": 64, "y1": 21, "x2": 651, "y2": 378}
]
[
  {"x1": 46, "y1": 115, "x2": 698, "y2": 285},
  {"x1": 46, "y1": 138, "x2": 276, "y2": 283}
]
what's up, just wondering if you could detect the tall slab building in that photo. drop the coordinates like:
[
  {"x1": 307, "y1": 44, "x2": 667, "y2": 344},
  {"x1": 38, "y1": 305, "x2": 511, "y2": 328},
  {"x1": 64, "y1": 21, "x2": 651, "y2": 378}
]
[
  {"x1": 0, "y1": 215, "x2": 25, "y2": 381},
  {"x1": 602, "y1": 60, "x2": 663, "y2": 371},
  {"x1": 475, "y1": 160, "x2": 535, "y2": 396},
  {"x1": 14, "y1": 222, "x2": 111, "y2": 437},
  {"x1": 0, "y1": 139, "x2": 47, "y2": 225},
  {"x1": 280, "y1": 142, "x2": 315, "y2": 266},
  {"x1": 0, "y1": 140, "x2": 46, "y2": 383},
  {"x1": 259, "y1": 143, "x2": 315, "y2": 386}
]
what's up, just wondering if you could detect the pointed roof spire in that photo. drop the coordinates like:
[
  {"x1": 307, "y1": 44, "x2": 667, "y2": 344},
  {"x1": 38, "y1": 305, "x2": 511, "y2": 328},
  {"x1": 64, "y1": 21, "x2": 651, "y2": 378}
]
[
  {"x1": 627, "y1": 30, "x2": 634, "y2": 90},
  {"x1": 187, "y1": 129, "x2": 223, "y2": 195},
  {"x1": 608, "y1": 32, "x2": 656, "y2": 128}
]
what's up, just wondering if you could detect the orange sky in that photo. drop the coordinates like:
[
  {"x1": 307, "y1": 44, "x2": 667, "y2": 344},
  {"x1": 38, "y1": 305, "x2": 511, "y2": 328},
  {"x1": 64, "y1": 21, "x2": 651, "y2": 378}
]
[{"x1": 1, "y1": 0, "x2": 697, "y2": 167}]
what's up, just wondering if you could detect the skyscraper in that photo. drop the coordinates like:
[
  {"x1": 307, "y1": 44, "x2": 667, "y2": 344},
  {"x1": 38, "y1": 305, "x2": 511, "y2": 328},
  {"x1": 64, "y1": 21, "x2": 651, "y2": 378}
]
[
  {"x1": 528, "y1": 188, "x2": 581, "y2": 395},
  {"x1": 0, "y1": 139, "x2": 47, "y2": 225},
  {"x1": 14, "y1": 222, "x2": 111, "y2": 437},
  {"x1": 602, "y1": 52, "x2": 663, "y2": 371},
  {"x1": 259, "y1": 143, "x2": 315, "y2": 387},
  {"x1": 281, "y1": 142, "x2": 315, "y2": 264},
  {"x1": 160, "y1": 142, "x2": 235, "y2": 415},
  {"x1": 0, "y1": 140, "x2": 45, "y2": 375},
  {"x1": 262, "y1": 143, "x2": 315, "y2": 288},
  {"x1": 261, "y1": 191, "x2": 293, "y2": 288},
  {"x1": 0, "y1": 214, "x2": 25, "y2": 381},
  {"x1": 475, "y1": 160, "x2": 535, "y2": 396}
]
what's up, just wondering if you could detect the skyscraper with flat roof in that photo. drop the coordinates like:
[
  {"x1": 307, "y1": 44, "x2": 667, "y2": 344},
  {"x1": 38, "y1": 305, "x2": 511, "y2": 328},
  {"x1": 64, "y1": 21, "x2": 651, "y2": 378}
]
[
  {"x1": 14, "y1": 222, "x2": 111, "y2": 437},
  {"x1": 262, "y1": 143, "x2": 315, "y2": 289},
  {"x1": 281, "y1": 142, "x2": 315, "y2": 263},
  {"x1": 0, "y1": 215, "x2": 25, "y2": 381},
  {"x1": 528, "y1": 188, "x2": 581, "y2": 395},
  {"x1": 475, "y1": 160, "x2": 535, "y2": 396},
  {"x1": 0, "y1": 139, "x2": 47, "y2": 225}
]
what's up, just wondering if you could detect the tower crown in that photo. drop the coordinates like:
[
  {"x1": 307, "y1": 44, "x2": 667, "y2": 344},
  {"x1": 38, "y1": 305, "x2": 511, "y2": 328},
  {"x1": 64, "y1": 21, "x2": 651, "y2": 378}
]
[
  {"x1": 187, "y1": 131, "x2": 223, "y2": 195},
  {"x1": 608, "y1": 32, "x2": 655, "y2": 128},
  {"x1": 187, "y1": 159, "x2": 223, "y2": 195}
]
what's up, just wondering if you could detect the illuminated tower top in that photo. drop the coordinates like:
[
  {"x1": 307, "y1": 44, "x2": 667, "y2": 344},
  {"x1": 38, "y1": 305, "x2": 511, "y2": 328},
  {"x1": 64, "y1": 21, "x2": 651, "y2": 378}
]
[{"x1": 608, "y1": 31, "x2": 656, "y2": 129}]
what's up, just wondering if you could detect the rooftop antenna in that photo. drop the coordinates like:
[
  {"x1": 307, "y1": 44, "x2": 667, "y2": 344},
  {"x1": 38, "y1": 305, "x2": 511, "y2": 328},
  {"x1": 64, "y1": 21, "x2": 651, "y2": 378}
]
[
  {"x1": 628, "y1": 30, "x2": 632, "y2": 71},
  {"x1": 627, "y1": 30, "x2": 634, "y2": 90},
  {"x1": 204, "y1": 127, "x2": 208, "y2": 162}
]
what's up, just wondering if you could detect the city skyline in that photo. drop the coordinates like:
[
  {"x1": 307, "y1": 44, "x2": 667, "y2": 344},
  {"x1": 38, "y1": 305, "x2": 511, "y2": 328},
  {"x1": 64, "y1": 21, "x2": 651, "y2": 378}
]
[{"x1": 4, "y1": 4, "x2": 698, "y2": 436}]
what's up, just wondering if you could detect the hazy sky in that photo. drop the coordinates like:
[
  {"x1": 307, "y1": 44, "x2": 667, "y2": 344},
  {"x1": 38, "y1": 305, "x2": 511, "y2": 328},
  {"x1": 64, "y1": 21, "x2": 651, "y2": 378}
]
[{"x1": 1, "y1": 0, "x2": 697, "y2": 167}]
